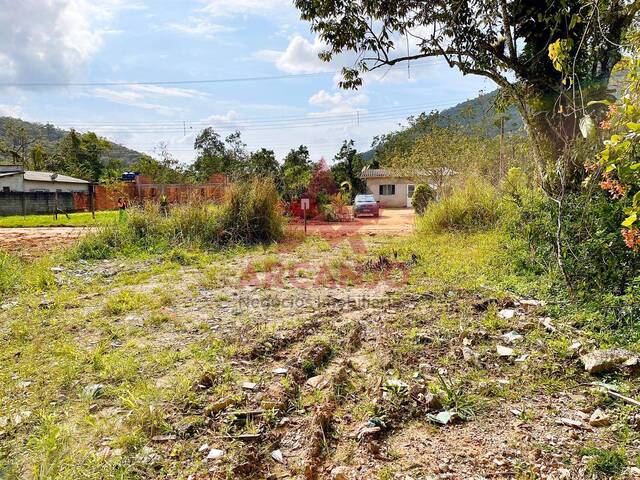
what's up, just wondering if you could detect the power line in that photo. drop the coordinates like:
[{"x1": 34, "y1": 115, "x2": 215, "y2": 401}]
[
  {"x1": 0, "y1": 59, "x2": 447, "y2": 88},
  {"x1": 52, "y1": 99, "x2": 464, "y2": 135}
]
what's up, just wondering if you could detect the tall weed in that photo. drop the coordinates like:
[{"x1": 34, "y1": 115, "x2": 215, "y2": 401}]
[
  {"x1": 419, "y1": 178, "x2": 503, "y2": 233},
  {"x1": 72, "y1": 178, "x2": 284, "y2": 259}
]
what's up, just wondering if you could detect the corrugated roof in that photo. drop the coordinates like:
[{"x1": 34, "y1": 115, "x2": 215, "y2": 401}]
[
  {"x1": 23, "y1": 171, "x2": 89, "y2": 184},
  {"x1": 359, "y1": 167, "x2": 456, "y2": 179},
  {"x1": 360, "y1": 169, "x2": 395, "y2": 178}
]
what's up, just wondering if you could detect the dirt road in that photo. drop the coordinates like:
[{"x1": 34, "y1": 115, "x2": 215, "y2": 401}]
[{"x1": 290, "y1": 208, "x2": 416, "y2": 237}]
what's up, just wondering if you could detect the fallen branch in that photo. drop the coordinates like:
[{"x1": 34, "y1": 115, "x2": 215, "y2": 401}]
[{"x1": 587, "y1": 382, "x2": 640, "y2": 407}]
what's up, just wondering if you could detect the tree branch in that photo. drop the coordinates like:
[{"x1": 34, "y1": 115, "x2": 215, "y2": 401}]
[{"x1": 499, "y1": 0, "x2": 518, "y2": 61}]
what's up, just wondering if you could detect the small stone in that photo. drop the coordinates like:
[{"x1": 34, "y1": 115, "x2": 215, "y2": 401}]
[
  {"x1": 198, "y1": 443, "x2": 209, "y2": 452},
  {"x1": 555, "y1": 417, "x2": 589, "y2": 430},
  {"x1": 271, "y1": 449, "x2": 284, "y2": 463},
  {"x1": 331, "y1": 466, "x2": 351, "y2": 480},
  {"x1": 207, "y1": 448, "x2": 225, "y2": 460},
  {"x1": 520, "y1": 299, "x2": 545, "y2": 309},
  {"x1": 51, "y1": 266, "x2": 65, "y2": 273},
  {"x1": 502, "y1": 331, "x2": 523, "y2": 344},
  {"x1": 272, "y1": 367, "x2": 288, "y2": 375},
  {"x1": 589, "y1": 408, "x2": 611, "y2": 427},
  {"x1": 498, "y1": 309, "x2": 515, "y2": 320},
  {"x1": 241, "y1": 382, "x2": 258, "y2": 391},
  {"x1": 306, "y1": 375, "x2": 329, "y2": 390},
  {"x1": 462, "y1": 347, "x2": 481, "y2": 367},
  {"x1": 515, "y1": 354, "x2": 529, "y2": 362},
  {"x1": 580, "y1": 349, "x2": 638, "y2": 374},
  {"x1": 151, "y1": 434, "x2": 177, "y2": 442},
  {"x1": 496, "y1": 345, "x2": 515, "y2": 357},
  {"x1": 540, "y1": 317, "x2": 556, "y2": 332},
  {"x1": 570, "y1": 341, "x2": 582, "y2": 351}
]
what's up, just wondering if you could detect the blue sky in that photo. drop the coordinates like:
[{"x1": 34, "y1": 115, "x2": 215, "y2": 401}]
[{"x1": 0, "y1": 0, "x2": 494, "y2": 165}]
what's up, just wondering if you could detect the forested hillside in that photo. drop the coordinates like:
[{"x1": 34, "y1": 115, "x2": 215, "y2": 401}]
[
  {"x1": 0, "y1": 116, "x2": 143, "y2": 167},
  {"x1": 360, "y1": 89, "x2": 523, "y2": 163}
]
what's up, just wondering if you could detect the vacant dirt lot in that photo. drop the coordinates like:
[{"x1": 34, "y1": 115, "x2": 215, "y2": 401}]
[{"x1": 2, "y1": 233, "x2": 637, "y2": 479}]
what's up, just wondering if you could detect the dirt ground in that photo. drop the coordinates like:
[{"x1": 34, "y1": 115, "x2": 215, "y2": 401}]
[
  {"x1": 290, "y1": 209, "x2": 417, "y2": 238},
  {"x1": 0, "y1": 226, "x2": 87, "y2": 256},
  {"x1": 2, "y1": 232, "x2": 638, "y2": 479},
  {"x1": 0, "y1": 209, "x2": 416, "y2": 256}
]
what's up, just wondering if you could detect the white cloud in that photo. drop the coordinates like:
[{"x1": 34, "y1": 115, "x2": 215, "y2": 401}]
[
  {"x1": 255, "y1": 36, "x2": 337, "y2": 74},
  {"x1": 308, "y1": 90, "x2": 369, "y2": 114},
  {"x1": 198, "y1": 0, "x2": 291, "y2": 18},
  {"x1": 0, "y1": 0, "x2": 128, "y2": 85},
  {"x1": 167, "y1": 16, "x2": 235, "y2": 38},
  {"x1": 0, "y1": 104, "x2": 23, "y2": 117},
  {"x1": 91, "y1": 87, "x2": 185, "y2": 115},
  {"x1": 203, "y1": 110, "x2": 239, "y2": 125},
  {"x1": 127, "y1": 84, "x2": 208, "y2": 99}
]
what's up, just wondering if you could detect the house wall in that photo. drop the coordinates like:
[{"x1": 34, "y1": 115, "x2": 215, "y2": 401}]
[
  {"x1": 0, "y1": 192, "x2": 75, "y2": 216},
  {"x1": 365, "y1": 177, "x2": 414, "y2": 208},
  {"x1": 23, "y1": 180, "x2": 89, "y2": 193},
  {"x1": 0, "y1": 174, "x2": 24, "y2": 192}
]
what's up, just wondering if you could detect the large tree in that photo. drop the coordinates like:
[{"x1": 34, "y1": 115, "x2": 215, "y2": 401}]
[
  {"x1": 331, "y1": 139, "x2": 366, "y2": 197},
  {"x1": 294, "y1": 0, "x2": 640, "y2": 184},
  {"x1": 192, "y1": 128, "x2": 247, "y2": 180}
]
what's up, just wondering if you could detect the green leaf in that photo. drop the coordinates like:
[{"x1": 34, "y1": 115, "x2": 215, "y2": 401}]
[
  {"x1": 627, "y1": 122, "x2": 640, "y2": 132},
  {"x1": 622, "y1": 213, "x2": 638, "y2": 228}
]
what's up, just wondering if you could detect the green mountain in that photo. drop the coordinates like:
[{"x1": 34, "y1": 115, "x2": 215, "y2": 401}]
[
  {"x1": 360, "y1": 89, "x2": 523, "y2": 163},
  {"x1": 0, "y1": 116, "x2": 144, "y2": 166}
]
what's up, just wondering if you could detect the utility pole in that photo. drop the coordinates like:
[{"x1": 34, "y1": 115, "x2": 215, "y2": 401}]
[
  {"x1": 499, "y1": 116, "x2": 505, "y2": 180},
  {"x1": 51, "y1": 173, "x2": 59, "y2": 220}
]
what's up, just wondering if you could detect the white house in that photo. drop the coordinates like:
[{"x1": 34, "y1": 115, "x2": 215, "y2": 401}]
[
  {"x1": 360, "y1": 167, "x2": 456, "y2": 208},
  {"x1": 0, "y1": 166, "x2": 90, "y2": 193},
  {"x1": 360, "y1": 168, "x2": 418, "y2": 208}
]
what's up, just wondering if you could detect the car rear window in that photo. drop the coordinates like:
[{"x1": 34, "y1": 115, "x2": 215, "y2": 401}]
[{"x1": 355, "y1": 195, "x2": 375, "y2": 203}]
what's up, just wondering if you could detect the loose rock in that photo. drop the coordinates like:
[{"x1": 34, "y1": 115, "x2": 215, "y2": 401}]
[
  {"x1": 580, "y1": 349, "x2": 638, "y2": 374},
  {"x1": 589, "y1": 408, "x2": 611, "y2": 427},
  {"x1": 496, "y1": 345, "x2": 515, "y2": 357}
]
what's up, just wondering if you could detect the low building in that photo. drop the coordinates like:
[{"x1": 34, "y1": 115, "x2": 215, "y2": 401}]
[
  {"x1": 360, "y1": 168, "x2": 418, "y2": 208},
  {"x1": 0, "y1": 166, "x2": 90, "y2": 193}
]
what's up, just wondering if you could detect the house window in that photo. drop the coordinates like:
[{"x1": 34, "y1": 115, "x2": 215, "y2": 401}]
[
  {"x1": 2, "y1": 187, "x2": 9, "y2": 193},
  {"x1": 379, "y1": 184, "x2": 396, "y2": 196}
]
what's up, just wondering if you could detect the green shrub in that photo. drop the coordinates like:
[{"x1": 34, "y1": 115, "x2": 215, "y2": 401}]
[
  {"x1": 580, "y1": 446, "x2": 627, "y2": 478},
  {"x1": 412, "y1": 183, "x2": 435, "y2": 214},
  {"x1": 73, "y1": 178, "x2": 284, "y2": 259},
  {"x1": 419, "y1": 178, "x2": 503, "y2": 233},
  {"x1": 218, "y1": 178, "x2": 284, "y2": 245}
]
